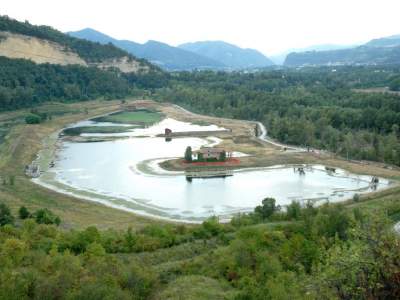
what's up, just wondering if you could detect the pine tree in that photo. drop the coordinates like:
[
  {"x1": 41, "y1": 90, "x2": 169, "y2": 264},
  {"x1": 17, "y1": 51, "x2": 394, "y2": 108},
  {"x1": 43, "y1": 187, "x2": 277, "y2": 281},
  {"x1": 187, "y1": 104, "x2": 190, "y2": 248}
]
[{"x1": 184, "y1": 146, "x2": 192, "y2": 162}]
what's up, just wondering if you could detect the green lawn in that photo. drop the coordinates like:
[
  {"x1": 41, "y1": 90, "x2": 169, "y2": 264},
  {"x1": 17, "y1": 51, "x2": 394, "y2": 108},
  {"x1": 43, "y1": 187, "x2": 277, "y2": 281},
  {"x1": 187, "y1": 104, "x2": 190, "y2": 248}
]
[{"x1": 93, "y1": 110, "x2": 164, "y2": 125}]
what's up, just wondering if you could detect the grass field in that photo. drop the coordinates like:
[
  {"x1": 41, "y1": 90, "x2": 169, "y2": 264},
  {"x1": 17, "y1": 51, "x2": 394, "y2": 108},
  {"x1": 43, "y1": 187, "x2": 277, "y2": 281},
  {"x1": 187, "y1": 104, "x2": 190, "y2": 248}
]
[
  {"x1": 62, "y1": 125, "x2": 136, "y2": 136},
  {"x1": 93, "y1": 109, "x2": 164, "y2": 125}
]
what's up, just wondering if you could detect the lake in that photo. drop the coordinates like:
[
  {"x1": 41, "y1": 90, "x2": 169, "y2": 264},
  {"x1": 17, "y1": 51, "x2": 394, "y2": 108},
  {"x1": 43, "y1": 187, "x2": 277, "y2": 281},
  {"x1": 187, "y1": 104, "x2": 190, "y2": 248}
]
[{"x1": 34, "y1": 118, "x2": 390, "y2": 222}]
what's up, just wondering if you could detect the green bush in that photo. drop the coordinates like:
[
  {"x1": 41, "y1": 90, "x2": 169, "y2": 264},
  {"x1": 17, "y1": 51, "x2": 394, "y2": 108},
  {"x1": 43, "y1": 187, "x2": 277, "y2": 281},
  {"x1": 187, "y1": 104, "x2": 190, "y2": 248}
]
[
  {"x1": 18, "y1": 206, "x2": 30, "y2": 219},
  {"x1": 25, "y1": 113, "x2": 42, "y2": 124},
  {"x1": 353, "y1": 193, "x2": 360, "y2": 202},
  {"x1": 33, "y1": 208, "x2": 61, "y2": 225},
  {"x1": 286, "y1": 201, "x2": 302, "y2": 220},
  {"x1": 0, "y1": 203, "x2": 14, "y2": 226},
  {"x1": 219, "y1": 151, "x2": 227, "y2": 161}
]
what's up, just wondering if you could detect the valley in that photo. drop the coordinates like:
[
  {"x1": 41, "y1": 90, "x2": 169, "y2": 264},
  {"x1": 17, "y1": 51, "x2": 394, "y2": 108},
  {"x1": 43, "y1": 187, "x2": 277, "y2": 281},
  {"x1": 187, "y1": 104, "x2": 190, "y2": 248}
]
[
  {"x1": 1, "y1": 11, "x2": 400, "y2": 300},
  {"x1": 1, "y1": 98, "x2": 400, "y2": 299}
]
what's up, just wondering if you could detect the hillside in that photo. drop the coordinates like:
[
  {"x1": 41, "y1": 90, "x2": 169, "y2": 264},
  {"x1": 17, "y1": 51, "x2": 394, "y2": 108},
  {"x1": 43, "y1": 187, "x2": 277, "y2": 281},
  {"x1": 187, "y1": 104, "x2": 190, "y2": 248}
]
[
  {"x1": 0, "y1": 31, "x2": 86, "y2": 66},
  {"x1": 270, "y1": 43, "x2": 357, "y2": 65},
  {"x1": 179, "y1": 40, "x2": 274, "y2": 69},
  {"x1": 284, "y1": 34, "x2": 400, "y2": 67},
  {"x1": 0, "y1": 16, "x2": 154, "y2": 73},
  {"x1": 365, "y1": 34, "x2": 400, "y2": 48},
  {"x1": 68, "y1": 28, "x2": 224, "y2": 71}
]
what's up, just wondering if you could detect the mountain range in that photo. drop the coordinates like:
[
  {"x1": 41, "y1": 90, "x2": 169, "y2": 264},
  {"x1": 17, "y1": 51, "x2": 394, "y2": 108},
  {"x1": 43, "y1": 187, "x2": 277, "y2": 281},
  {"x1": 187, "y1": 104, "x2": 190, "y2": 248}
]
[
  {"x1": 284, "y1": 35, "x2": 400, "y2": 66},
  {"x1": 178, "y1": 41, "x2": 274, "y2": 69},
  {"x1": 2, "y1": 16, "x2": 400, "y2": 71},
  {"x1": 68, "y1": 28, "x2": 224, "y2": 71},
  {"x1": 269, "y1": 44, "x2": 357, "y2": 65},
  {"x1": 68, "y1": 28, "x2": 274, "y2": 70}
]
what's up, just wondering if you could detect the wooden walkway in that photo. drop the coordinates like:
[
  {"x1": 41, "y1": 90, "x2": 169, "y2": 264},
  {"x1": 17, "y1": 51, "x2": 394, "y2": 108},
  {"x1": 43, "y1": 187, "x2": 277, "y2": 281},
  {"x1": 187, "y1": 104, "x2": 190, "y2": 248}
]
[{"x1": 185, "y1": 169, "x2": 233, "y2": 179}]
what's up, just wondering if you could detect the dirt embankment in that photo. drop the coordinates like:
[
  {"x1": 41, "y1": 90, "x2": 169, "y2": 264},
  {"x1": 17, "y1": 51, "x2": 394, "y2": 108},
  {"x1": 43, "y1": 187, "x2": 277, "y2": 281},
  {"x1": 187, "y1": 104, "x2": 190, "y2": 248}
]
[
  {"x1": 0, "y1": 31, "x2": 87, "y2": 65},
  {"x1": 90, "y1": 56, "x2": 149, "y2": 73},
  {"x1": 0, "y1": 31, "x2": 149, "y2": 73}
]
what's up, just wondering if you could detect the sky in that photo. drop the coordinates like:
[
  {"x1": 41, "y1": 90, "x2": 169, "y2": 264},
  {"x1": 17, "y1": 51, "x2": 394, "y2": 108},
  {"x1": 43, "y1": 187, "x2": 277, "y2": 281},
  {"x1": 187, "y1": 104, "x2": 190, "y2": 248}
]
[{"x1": 2, "y1": 0, "x2": 400, "y2": 56}]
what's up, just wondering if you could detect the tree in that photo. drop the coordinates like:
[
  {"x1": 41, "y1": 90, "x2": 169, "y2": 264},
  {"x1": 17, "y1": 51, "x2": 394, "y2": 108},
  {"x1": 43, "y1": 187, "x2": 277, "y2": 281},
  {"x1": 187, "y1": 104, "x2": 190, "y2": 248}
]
[
  {"x1": 286, "y1": 201, "x2": 301, "y2": 220},
  {"x1": 0, "y1": 203, "x2": 14, "y2": 226},
  {"x1": 255, "y1": 198, "x2": 278, "y2": 220},
  {"x1": 124, "y1": 227, "x2": 137, "y2": 252},
  {"x1": 84, "y1": 242, "x2": 106, "y2": 260},
  {"x1": 389, "y1": 77, "x2": 400, "y2": 91},
  {"x1": 18, "y1": 206, "x2": 30, "y2": 219},
  {"x1": 1, "y1": 238, "x2": 27, "y2": 266},
  {"x1": 353, "y1": 194, "x2": 360, "y2": 202},
  {"x1": 184, "y1": 146, "x2": 192, "y2": 162},
  {"x1": 34, "y1": 208, "x2": 61, "y2": 225},
  {"x1": 219, "y1": 150, "x2": 227, "y2": 162},
  {"x1": 25, "y1": 113, "x2": 42, "y2": 124}
]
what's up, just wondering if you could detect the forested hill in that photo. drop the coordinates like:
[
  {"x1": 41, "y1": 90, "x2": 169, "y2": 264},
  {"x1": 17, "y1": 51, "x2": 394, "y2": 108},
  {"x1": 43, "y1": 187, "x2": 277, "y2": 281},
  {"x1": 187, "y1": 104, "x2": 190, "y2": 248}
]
[
  {"x1": 0, "y1": 15, "x2": 156, "y2": 73},
  {"x1": 365, "y1": 34, "x2": 400, "y2": 48},
  {"x1": 179, "y1": 41, "x2": 274, "y2": 69},
  {"x1": 0, "y1": 55, "x2": 168, "y2": 111},
  {"x1": 0, "y1": 16, "x2": 167, "y2": 112},
  {"x1": 284, "y1": 34, "x2": 400, "y2": 67}
]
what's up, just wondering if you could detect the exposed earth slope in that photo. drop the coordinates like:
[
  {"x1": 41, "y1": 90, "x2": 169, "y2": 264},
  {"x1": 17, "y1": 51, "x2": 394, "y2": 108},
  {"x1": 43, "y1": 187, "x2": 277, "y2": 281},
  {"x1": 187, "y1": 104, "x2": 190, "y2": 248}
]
[{"x1": 0, "y1": 16, "x2": 154, "y2": 73}]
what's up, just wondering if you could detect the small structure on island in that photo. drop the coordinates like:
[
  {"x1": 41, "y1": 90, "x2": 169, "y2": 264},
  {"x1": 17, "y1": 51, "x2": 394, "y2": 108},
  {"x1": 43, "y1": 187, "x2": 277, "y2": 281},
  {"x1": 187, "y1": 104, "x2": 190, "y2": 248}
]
[
  {"x1": 370, "y1": 176, "x2": 379, "y2": 190},
  {"x1": 325, "y1": 166, "x2": 336, "y2": 173},
  {"x1": 184, "y1": 146, "x2": 233, "y2": 163},
  {"x1": 165, "y1": 128, "x2": 172, "y2": 136},
  {"x1": 183, "y1": 146, "x2": 234, "y2": 181},
  {"x1": 185, "y1": 169, "x2": 233, "y2": 181},
  {"x1": 371, "y1": 176, "x2": 379, "y2": 184},
  {"x1": 165, "y1": 128, "x2": 172, "y2": 142},
  {"x1": 199, "y1": 147, "x2": 226, "y2": 160},
  {"x1": 294, "y1": 166, "x2": 305, "y2": 175}
]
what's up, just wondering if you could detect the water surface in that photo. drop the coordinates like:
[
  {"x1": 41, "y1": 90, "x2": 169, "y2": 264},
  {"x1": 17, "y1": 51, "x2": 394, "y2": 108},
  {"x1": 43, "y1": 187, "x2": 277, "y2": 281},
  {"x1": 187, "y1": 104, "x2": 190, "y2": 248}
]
[{"x1": 35, "y1": 118, "x2": 390, "y2": 222}]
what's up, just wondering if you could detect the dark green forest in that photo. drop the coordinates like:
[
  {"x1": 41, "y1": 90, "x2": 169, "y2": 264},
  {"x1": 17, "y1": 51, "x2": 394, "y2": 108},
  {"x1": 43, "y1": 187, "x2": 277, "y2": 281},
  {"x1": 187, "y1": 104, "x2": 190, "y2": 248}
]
[
  {"x1": 155, "y1": 67, "x2": 400, "y2": 166},
  {"x1": 0, "y1": 56, "x2": 165, "y2": 110}
]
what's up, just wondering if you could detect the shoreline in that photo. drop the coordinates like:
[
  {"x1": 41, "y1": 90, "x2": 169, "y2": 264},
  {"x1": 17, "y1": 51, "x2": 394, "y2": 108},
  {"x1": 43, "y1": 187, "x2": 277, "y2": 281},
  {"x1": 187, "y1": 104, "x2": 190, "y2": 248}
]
[{"x1": 32, "y1": 128, "x2": 393, "y2": 223}]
